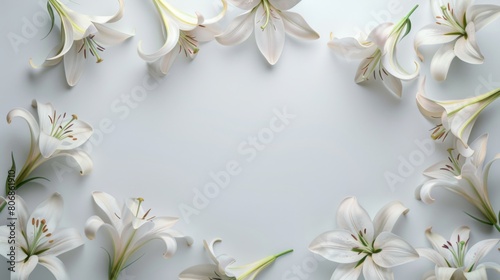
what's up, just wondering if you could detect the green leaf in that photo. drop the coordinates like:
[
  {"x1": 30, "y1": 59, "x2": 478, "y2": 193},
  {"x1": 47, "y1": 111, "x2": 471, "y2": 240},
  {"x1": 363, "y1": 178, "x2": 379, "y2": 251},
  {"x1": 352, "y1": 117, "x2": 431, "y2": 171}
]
[
  {"x1": 101, "y1": 247, "x2": 112, "y2": 278},
  {"x1": 15, "y1": 176, "x2": 50, "y2": 190},
  {"x1": 122, "y1": 253, "x2": 145, "y2": 270},
  {"x1": 464, "y1": 212, "x2": 494, "y2": 225},
  {"x1": 354, "y1": 255, "x2": 367, "y2": 268},
  {"x1": 43, "y1": 2, "x2": 55, "y2": 39},
  {"x1": 401, "y1": 19, "x2": 412, "y2": 40},
  {"x1": 5, "y1": 152, "x2": 16, "y2": 196}
]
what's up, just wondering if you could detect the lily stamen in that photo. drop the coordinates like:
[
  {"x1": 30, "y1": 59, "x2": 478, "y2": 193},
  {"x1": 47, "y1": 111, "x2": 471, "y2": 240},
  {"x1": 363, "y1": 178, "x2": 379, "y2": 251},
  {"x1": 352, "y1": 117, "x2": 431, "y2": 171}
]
[{"x1": 260, "y1": 0, "x2": 271, "y2": 30}]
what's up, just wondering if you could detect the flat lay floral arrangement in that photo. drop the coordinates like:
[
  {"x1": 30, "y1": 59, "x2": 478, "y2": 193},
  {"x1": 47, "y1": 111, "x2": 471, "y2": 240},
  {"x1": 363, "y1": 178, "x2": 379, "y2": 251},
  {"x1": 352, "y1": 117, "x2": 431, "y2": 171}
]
[{"x1": 1, "y1": 0, "x2": 500, "y2": 279}]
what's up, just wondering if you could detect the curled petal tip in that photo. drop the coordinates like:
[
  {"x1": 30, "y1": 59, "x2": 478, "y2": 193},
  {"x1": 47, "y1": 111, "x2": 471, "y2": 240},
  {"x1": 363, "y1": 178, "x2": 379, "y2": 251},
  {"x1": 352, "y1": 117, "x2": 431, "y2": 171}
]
[{"x1": 29, "y1": 58, "x2": 40, "y2": 69}]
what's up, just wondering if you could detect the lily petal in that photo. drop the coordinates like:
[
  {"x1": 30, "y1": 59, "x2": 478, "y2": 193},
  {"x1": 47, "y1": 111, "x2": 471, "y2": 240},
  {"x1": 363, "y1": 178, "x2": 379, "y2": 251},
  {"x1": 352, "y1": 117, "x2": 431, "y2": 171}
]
[
  {"x1": 179, "y1": 264, "x2": 226, "y2": 280},
  {"x1": 228, "y1": 0, "x2": 260, "y2": 10},
  {"x1": 84, "y1": 215, "x2": 120, "y2": 243},
  {"x1": 308, "y1": 230, "x2": 364, "y2": 263},
  {"x1": 39, "y1": 228, "x2": 84, "y2": 257},
  {"x1": 454, "y1": 23, "x2": 483, "y2": 64},
  {"x1": 91, "y1": 191, "x2": 123, "y2": 230},
  {"x1": 372, "y1": 232, "x2": 419, "y2": 268},
  {"x1": 280, "y1": 11, "x2": 319, "y2": 40},
  {"x1": 382, "y1": 35, "x2": 419, "y2": 81},
  {"x1": 475, "y1": 262, "x2": 500, "y2": 273},
  {"x1": 416, "y1": 77, "x2": 445, "y2": 119},
  {"x1": 269, "y1": 0, "x2": 301, "y2": 10},
  {"x1": 435, "y1": 266, "x2": 458, "y2": 280},
  {"x1": 414, "y1": 24, "x2": 459, "y2": 61},
  {"x1": 138, "y1": 12, "x2": 180, "y2": 62},
  {"x1": 463, "y1": 239, "x2": 500, "y2": 269},
  {"x1": 451, "y1": 0, "x2": 471, "y2": 23},
  {"x1": 336, "y1": 197, "x2": 374, "y2": 243},
  {"x1": 254, "y1": 5, "x2": 285, "y2": 65},
  {"x1": 7, "y1": 107, "x2": 40, "y2": 148},
  {"x1": 12, "y1": 255, "x2": 39, "y2": 280},
  {"x1": 468, "y1": 134, "x2": 488, "y2": 168},
  {"x1": 366, "y1": 22, "x2": 393, "y2": 50},
  {"x1": 39, "y1": 255, "x2": 69, "y2": 280},
  {"x1": 88, "y1": 0, "x2": 125, "y2": 24},
  {"x1": 156, "y1": 45, "x2": 180, "y2": 76},
  {"x1": 63, "y1": 40, "x2": 86, "y2": 87},
  {"x1": 28, "y1": 193, "x2": 64, "y2": 241},
  {"x1": 47, "y1": 16, "x2": 75, "y2": 61},
  {"x1": 328, "y1": 35, "x2": 377, "y2": 60},
  {"x1": 418, "y1": 178, "x2": 481, "y2": 208},
  {"x1": 416, "y1": 248, "x2": 449, "y2": 267},
  {"x1": 216, "y1": 10, "x2": 254, "y2": 46},
  {"x1": 51, "y1": 149, "x2": 93, "y2": 175},
  {"x1": 362, "y1": 257, "x2": 393, "y2": 280},
  {"x1": 430, "y1": 42, "x2": 456, "y2": 81},
  {"x1": 463, "y1": 266, "x2": 487, "y2": 280},
  {"x1": 373, "y1": 201, "x2": 409, "y2": 236},
  {"x1": 93, "y1": 22, "x2": 133, "y2": 46},
  {"x1": 424, "y1": 227, "x2": 452, "y2": 261},
  {"x1": 468, "y1": 4, "x2": 500, "y2": 31},
  {"x1": 331, "y1": 263, "x2": 363, "y2": 280},
  {"x1": 381, "y1": 70, "x2": 403, "y2": 98}
]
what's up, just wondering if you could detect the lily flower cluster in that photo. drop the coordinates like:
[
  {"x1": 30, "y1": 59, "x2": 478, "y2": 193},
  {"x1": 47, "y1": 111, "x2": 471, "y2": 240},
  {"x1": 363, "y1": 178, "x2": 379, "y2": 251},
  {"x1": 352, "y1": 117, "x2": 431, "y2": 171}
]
[
  {"x1": 138, "y1": 0, "x2": 228, "y2": 76},
  {"x1": 416, "y1": 75, "x2": 500, "y2": 231},
  {"x1": 416, "y1": 133, "x2": 500, "y2": 231},
  {"x1": 329, "y1": 5, "x2": 420, "y2": 97},
  {"x1": 1, "y1": 100, "x2": 93, "y2": 212},
  {"x1": 216, "y1": 0, "x2": 320, "y2": 65},
  {"x1": 309, "y1": 197, "x2": 419, "y2": 279},
  {"x1": 85, "y1": 191, "x2": 193, "y2": 280},
  {"x1": 31, "y1": 0, "x2": 133, "y2": 86},
  {"x1": 179, "y1": 238, "x2": 293, "y2": 279},
  {"x1": 415, "y1": 0, "x2": 500, "y2": 81}
]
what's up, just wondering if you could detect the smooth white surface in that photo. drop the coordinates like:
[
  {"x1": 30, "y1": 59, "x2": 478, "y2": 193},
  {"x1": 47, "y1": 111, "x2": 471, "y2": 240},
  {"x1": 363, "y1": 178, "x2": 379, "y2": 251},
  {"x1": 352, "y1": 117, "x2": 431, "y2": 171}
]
[{"x1": 1, "y1": 0, "x2": 500, "y2": 279}]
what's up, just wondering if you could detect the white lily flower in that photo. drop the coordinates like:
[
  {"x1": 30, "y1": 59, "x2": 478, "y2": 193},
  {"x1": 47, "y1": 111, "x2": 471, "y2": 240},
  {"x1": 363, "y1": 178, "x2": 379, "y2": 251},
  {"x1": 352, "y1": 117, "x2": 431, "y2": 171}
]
[
  {"x1": 416, "y1": 134, "x2": 500, "y2": 231},
  {"x1": 30, "y1": 0, "x2": 133, "y2": 86},
  {"x1": 415, "y1": 0, "x2": 500, "y2": 81},
  {"x1": 179, "y1": 238, "x2": 292, "y2": 280},
  {"x1": 85, "y1": 191, "x2": 193, "y2": 280},
  {"x1": 417, "y1": 77, "x2": 500, "y2": 157},
  {"x1": 328, "y1": 5, "x2": 419, "y2": 97},
  {"x1": 0, "y1": 100, "x2": 93, "y2": 212},
  {"x1": 417, "y1": 226, "x2": 500, "y2": 279},
  {"x1": 309, "y1": 197, "x2": 418, "y2": 280},
  {"x1": 138, "y1": 0, "x2": 227, "y2": 76},
  {"x1": 0, "y1": 193, "x2": 84, "y2": 280},
  {"x1": 215, "y1": 0, "x2": 319, "y2": 65}
]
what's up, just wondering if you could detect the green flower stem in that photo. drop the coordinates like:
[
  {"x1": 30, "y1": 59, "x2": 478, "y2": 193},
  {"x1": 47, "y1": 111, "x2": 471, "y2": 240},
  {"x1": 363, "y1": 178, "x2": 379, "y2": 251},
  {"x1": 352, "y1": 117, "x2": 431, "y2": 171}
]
[
  {"x1": 110, "y1": 230, "x2": 138, "y2": 280},
  {"x1": 237, "y1": 249, "x2": 293, "y2": 280},
  {"x1": 391, "y1": 4, "x2": 418, "y2": 35}
]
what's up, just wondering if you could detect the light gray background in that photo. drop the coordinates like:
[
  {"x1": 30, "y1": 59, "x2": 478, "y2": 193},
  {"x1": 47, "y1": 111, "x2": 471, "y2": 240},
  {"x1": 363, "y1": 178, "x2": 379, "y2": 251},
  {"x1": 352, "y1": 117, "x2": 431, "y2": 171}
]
[{"x1": 1, "y1": 0, "x2": 500, "y2": 279}]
